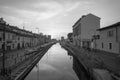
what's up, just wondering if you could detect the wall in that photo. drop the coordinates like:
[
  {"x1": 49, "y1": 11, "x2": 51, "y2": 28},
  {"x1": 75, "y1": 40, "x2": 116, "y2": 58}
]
[
  {"x1": 117, "y1": 25, "x2": 120, "y2": 42},
  {"x1": 117, "y1": 26, "x2": 120, "y2": 53},
  {"x1": 80, "y1": 14, "x2": 100, "y2": 40},
  {"x1": 72, "y1": 14, "x2": 100, "y2": 48},
  {"x1": 95, "y1": 28, "x2": 119, "y2": 54}
]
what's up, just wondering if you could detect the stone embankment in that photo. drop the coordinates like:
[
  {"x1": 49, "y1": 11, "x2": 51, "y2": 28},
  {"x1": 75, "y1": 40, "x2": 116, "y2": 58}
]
[{"x1": 60, "y1": 41, "x2": 120, "y2": 80}]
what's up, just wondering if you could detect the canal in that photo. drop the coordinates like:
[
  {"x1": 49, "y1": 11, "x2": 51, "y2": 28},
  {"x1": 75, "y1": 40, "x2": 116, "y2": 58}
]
[{"x1": 25, "y1": 43, "x2": 80, "y2": 80}]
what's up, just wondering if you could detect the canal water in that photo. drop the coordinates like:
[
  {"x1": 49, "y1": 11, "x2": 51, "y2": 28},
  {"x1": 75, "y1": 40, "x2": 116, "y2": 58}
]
[{"x1": 25, "y1": 43, "x2": 80, "y2": 80}]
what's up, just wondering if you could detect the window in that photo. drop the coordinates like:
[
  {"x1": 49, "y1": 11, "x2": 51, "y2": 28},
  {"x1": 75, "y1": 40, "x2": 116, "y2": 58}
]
[
  {"x1": 93, "y1": 35, "x2": 100, "y2": 40},
  {"x1": 109, "y1": 43, "x2": 112, "y2": 49},
  {"x1": 102, "y1": 42, "x2": 104, "y2": 48},
  {"x1": 0, "y1": 37, "x2": 2, "y2": 41},
  {"x1": 107, "y1": 30, "x2": 113, "y2": 37}
]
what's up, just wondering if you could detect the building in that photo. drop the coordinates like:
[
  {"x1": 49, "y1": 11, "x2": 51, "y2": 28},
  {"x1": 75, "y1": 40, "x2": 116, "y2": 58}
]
[
  {"x1": 72, "y1": 13, "x2": 100, "y2": 48},
  {"x1": 48, "y1": 35, "x2": 51, "y2": 40},
  {"x1": 61, "y1": 36, "x2": 64, "y2": 41},
  {"x1": 0, "y1": 17, "x2": 51, "y2": 52},
  {"x1": 95, "y1": 22, "x2": 120, "y2": 54},
  {"x1": 46, "y1": 35, "x2": 51, "y2": 43}
]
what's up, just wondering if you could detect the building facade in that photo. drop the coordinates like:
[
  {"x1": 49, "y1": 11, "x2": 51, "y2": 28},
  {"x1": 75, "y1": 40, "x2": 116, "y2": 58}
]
[
  {"x1": 72, "y1": 13, "x2": 100, "y2": 48},
  {"x1": 95, "y1": 22, "x2": 120, "y2": 54},
  {"x1": 0, "y1": 18, "x2": 51, "y2": 52},
  {"x1": 61, "y1": 36, "x2": 64, "y2": 41}
]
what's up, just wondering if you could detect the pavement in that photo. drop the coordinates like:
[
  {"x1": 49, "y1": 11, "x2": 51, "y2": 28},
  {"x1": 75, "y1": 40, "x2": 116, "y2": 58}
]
[{"x1": 61, "y1": 41, "x2": 120, "y2": 78}]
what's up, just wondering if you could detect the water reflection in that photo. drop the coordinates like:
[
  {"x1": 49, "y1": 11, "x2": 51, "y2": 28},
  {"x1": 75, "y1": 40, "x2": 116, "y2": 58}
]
[
  {"x1": 73, "y1": 56, "x2": 91, "y2": 80},
  {"x1": 25, "y1": 43, "x2": 90, "y2": 80},
  {"x1": 25, "y1": 43, "x2": 79, "y2": 80}
]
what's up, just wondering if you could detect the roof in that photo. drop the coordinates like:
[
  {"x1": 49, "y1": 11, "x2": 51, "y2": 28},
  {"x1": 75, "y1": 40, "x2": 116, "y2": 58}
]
[
  {"x1": 98, "y1": 22, "x2": 120, "y2": 31},
  {"x1": 0, "y1": 17, "x2": 49, "y2": 38},
  {"x1": 72, "y1": 13, "x2": 100, "y2": 28}
]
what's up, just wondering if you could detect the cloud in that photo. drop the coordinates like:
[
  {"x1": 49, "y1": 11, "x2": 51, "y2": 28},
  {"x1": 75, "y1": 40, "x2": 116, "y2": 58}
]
[
  {"x1": 0, "y1": 0, "x2": 83, "y2": 29},
  {"x1": 1, "y1": 0, "x2": 120, "y2": 39},
  {"x1": 0, "y1": 0, "x2": 82, "y2": 20}
]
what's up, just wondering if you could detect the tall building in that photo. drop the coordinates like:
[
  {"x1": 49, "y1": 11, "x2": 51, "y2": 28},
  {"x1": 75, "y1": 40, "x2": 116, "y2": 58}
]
[{"x1": 72, "y1": 13, "x2": 100, "y2": 48}]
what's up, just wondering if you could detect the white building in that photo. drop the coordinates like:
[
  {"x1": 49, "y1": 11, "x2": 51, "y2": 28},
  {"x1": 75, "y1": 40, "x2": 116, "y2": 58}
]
[
  {"x1": 73, "y1": 13, "x2": 100, "y2": 48},
  {"x1": 95, "y1": 22, "x2": 120, "y2": 54}
]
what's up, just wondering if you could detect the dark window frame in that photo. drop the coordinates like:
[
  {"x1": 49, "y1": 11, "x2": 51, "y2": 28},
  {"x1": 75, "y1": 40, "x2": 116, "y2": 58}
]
[
  {"x1": 109, "y1": 43, "x2": 112, "y2": 50},
  {"x1": 107, "y1": 30, "x2": 114, "y2": 37}
]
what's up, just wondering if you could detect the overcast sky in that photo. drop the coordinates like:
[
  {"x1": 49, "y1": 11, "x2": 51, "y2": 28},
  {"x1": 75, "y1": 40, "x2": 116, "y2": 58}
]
[{"x1": 0, "y1": 0, "x2": 120, "y2": 39}]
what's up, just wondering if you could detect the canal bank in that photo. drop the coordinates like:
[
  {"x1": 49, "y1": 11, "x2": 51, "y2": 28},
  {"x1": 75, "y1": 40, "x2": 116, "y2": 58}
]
[
  {"x1": 7, "y1": 42, "x2": 56, "y2": 80},
  {"x1": 60, "y1": 42, "x2": 94, "y2": 80},
  {"x1": 60, "y1": 41, "x2": 119, "y2": 80}
]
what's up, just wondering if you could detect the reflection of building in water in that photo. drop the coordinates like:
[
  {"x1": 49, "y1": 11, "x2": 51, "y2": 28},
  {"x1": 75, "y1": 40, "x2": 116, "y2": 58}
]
[{"x1": 73, "y1": 57, "x2": 92, "y2": 80}]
